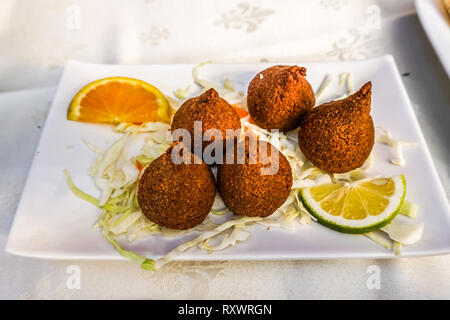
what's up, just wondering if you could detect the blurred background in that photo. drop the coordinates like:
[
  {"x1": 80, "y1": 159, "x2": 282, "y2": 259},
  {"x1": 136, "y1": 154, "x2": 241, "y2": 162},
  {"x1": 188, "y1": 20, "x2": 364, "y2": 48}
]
[{"x1": 0, "y1": 0, "x2": 417, "y2": 91}]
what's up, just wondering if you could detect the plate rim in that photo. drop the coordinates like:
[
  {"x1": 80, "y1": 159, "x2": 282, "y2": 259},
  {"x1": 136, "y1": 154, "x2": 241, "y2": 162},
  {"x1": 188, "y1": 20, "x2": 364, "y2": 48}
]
[
  {"x1": 5, "y1": 55, "x2": 450, "y2": 260},
  {"x1": 415, "y1": 0, "x2": 450, "y2": 77}
]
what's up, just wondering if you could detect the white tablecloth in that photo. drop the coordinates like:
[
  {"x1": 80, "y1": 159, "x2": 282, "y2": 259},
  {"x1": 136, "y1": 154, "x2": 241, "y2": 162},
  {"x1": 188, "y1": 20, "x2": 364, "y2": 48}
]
[{"x1": 1, "y1": 0, "x2": 449, "y2": 299}]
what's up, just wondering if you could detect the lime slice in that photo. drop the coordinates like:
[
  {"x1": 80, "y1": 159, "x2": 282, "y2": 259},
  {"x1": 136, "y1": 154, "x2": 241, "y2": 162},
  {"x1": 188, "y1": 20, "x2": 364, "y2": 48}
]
[{"x1": 300, "y1": 175, "x2": 406, "y2": 234}]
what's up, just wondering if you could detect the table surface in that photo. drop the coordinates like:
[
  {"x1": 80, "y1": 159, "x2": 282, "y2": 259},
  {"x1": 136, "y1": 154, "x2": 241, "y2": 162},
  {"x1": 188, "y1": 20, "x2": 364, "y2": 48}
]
[{"x1": 0, "y1": 0, "x2": 449, "y2": 299}]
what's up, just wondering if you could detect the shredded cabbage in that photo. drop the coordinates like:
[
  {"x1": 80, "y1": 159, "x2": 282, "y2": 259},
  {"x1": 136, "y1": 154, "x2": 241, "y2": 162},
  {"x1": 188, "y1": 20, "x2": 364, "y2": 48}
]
[
  {"x1": 135, "y1": 154, "x2": 154, "y2": 167},
  {"x1": 65, "y1": 169, "x2": 157, "y2": 270},
  {"x1": 198, "y1": 224, "x2": 250, "y2": 253},
  {"x1": 82, "y1": 140, "x2": 103, "y2": 154},
  {"x1": 363, "y1": 203, "x2": 422, "y2": 254},
  {"x1": 193, "y1": 217, "x2": 220, "y2": 232},
  {"x1": 364, "y1": 231, "x2": 393, "y2": 250},
  {"x1": 339, "y1": 72, "x2": 354, "y2": 95},
  {"x1": 102, "y1": 228, "x2": 155, "y2": 271},
  {"x1": 173, "y1": 84, "x2": 194, "y2": 100},
  {"x1": 88, "y1": 135, "x2": 133, "y2": 205},
  {"x1": 68, "y1": 131, "x2": 173, "y2": 268},
  {"x1": 64, "y1": 169, "x2": 99, "y2": 207},
  {"x1": 381, "y1": 220, "x2": 424, "y2": 245},
  {"x1": 224, "y1": 78, "x2": 235, "y2": 91},
  {"x1": 399, "y1": 200, "x2": 419, "y2": 219},
  {"x1": 393, "y1": 241, "x2": 402, "y2": 256},
  {"x1": 315, "y1": 72, "x2": 354, "y2": 104},
  {"x1": 114, "y1": 121, "x2": 171, "y2": 135},
  {"x1": 165, "y1": 94, "x2": 183, "y2": 111},
  {"x1": 171, "y1": 61, "x2": 246, "y2": 105},
  {"x1": 315, "y1": 73, "x2": 333, "y2": 104},
  {"x1": 375, "y1": 127, "x2": 417, "y2": 166},
  {"x1": 210, "y1": 209, "x2": 229, "y2": 215},
  {"x1": 210, "y1": 193, "x2": 228, "y2": 215},
  {"x1": 173, "y1": 88, "x2": 187, "y2": 100},
  {"x1": 153, "y1": 216, "x2": 262, "y2": 270}
]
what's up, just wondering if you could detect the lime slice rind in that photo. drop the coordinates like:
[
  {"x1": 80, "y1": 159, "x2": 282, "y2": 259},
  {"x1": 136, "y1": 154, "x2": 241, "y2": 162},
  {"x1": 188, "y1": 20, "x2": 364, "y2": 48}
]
[{"x1": 300, "y1": 175, "x2": 406, "y2": 234}]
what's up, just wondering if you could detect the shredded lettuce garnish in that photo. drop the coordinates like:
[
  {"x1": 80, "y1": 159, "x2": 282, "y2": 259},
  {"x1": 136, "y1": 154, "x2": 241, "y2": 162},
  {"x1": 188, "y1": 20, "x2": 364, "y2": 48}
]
[
  {"x1": 172, "y1": 61, "x2": 245, "y2": 105},
  {"x1": 365, "y1": 220, "x2": 424, "y2": 254},
  {"x1": 65, "y1": 169, "x2": 156, "y2": 270},
  {"x1": 153, "y1": 216, "x2": 262, "y2": 270},
  {"x1": 381, "y1": 220, "x2": 424, "y2": 245},
  {"x1": 64, "y1": 169, "x2": 99, "y2": 207},
  {"x1": 135, "y1": 154, "x2": 154, "y2": 167},
  {"x1": 224, "y1": 78, "x2": 235, "y2": 91},
  {"x1": 101, "y1": 224, "x2": 155, "y2": 270},
  {"x1": 165, "y1": 94, "x2": 183, "y2": 111},
  {"x1": 364, "y1": 231, "x2": 393, "y2": 250},
  {"x1": 192, "y1": 61, "x2": 213, "y2": 87},
  {"x1": 339, "y1": 72, "x2": 354, "y2": 95},
  {"x1": 393, "y1": 241, "x2": 402, "y2": 256},
  {"x1": 315, "y1": 73, "x2": 333, "y2": 104},
  {"x1": 173, "y1": 88, "x2": 188, "y2": 100},
  {"x1": 173, "y1": 84, "x2": 194, "y2": 100},
  {"x1": 211, "y1": 192, "x2": 227, "y2": 213},
  {"x1": 210, "y1": 209, "x2": 229, "y2": 215},
  {"x1": 66, "y1": 130, "x2": 174, "y2": 269},
  {"x1": 375, "y1": 127, "x2": 417, "y2": 166},
  {"x1": 315, "y1": 72, "x2": 353, "y2": 104},
  {"x1": 82, "y1": 140, "x2": 103, "y2": 154},
  {"x1": 114, "y1": 121, "x2": 171, "y2": 135},
  {"x1": 89, "y1": 135, "x2": 132, "y2": 205},
  {"x1": 399, "y1": 200, "x2": 419, "y2": 219},
  {"x1": 199, "y1": 224, "x2": 250, "y2": 253}
]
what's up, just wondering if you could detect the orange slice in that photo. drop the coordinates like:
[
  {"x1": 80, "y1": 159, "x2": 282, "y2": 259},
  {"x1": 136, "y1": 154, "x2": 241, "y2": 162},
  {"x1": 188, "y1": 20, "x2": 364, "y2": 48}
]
[
  {"x1": 232, "y1": 105, "x2": 249, "y2": 119},
  {"x1": 232, "y1": 105, "x2": 255, "y2": 124},
  {"x1": 67, "y1": 77, "x2": 171, "y2": 125}
]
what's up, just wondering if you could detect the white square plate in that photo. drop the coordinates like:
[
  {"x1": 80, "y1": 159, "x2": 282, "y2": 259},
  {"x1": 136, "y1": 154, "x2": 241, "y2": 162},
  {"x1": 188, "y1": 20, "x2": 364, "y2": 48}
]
[
  {"x1": 5, "y1": 56, "x2": 450, "y2": 261},
  {"x1": 416, "y1": 0, "x2": 450, "y2": 77}
]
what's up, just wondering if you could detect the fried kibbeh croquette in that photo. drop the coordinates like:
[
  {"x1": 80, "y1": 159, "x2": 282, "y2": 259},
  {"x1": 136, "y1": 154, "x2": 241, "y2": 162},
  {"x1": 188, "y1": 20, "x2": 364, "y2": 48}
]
[
  {"x1": 217, "y1": 138, "x2": 293, "y2": 217},
  {"x1": 247, "y1": 65, "x2": 315, "y2": 131},
  {"x1": 137, "y1": 143, "x2": 216, "y2": 230},
  {"x1": 171, "y1": 88, "x2": 241, "y2": 156},
  {"x1": 298, "y1": 82, "x2": 374, "y2": 173}
]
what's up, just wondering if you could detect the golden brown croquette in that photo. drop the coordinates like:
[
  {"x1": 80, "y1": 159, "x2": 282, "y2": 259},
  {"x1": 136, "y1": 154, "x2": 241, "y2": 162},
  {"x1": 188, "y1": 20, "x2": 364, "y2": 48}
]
[
  {"x1": 297, "y1": 82, "x2": 374, "y2": 173},
  {"x1": 247, "y1": 65, "x2": 315, "y2": 131},
  {"x1": 217, "y1": 138, "x2": 292, "y2": 217},
  {"x1": 137, "y1": 143, "x2": 216, "y2": 230},
  {"x1": 171, "y1": 88, "x2": 241, "y2": 156}
]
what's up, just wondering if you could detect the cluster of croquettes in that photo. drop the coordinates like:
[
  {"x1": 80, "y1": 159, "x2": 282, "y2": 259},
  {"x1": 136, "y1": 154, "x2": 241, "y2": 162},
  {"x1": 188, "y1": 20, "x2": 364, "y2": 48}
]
[{"x1": 138, "y1": 65, "x2": 375, "y2": 229}]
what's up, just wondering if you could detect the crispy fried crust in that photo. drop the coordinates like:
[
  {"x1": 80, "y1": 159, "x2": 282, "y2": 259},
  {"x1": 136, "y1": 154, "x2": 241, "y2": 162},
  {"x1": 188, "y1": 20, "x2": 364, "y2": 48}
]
[
  {"x1": 217, "y1": 139, "x2": 293, "y2": 217},
  {"x1": 247, "y1": 65, "x2": 315, "y2": 131},
  {"x1": 171, "y1": 88, "x2": 241, "y2": 154},
  {"x1": 137, "y1": 144, "x2": 216, "y2": 230},
  {"x1": 298, "y1": 82, "x2": 374, "y2": 173}
]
